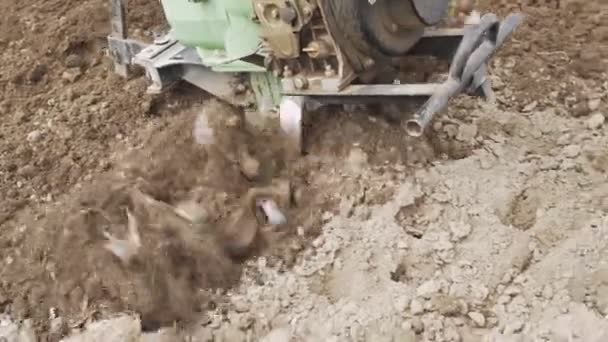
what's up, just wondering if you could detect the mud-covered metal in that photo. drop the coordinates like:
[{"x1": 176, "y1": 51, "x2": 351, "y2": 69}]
[
  {"x1": 109, "y1": 0, "x2": 129, "y2": 77},
  {"x1": 405, "y1": 12, "x2": 524, "y2": 137}
]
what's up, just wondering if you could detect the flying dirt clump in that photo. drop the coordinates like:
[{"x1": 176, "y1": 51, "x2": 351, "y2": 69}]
[{"x1": 0, "y1": 100, "x2": 297, "y2": 338}]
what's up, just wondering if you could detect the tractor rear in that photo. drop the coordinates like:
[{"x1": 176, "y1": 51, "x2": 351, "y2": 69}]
[{"x1": 107, "y1": 0, "x2": 523, "y2": 155}]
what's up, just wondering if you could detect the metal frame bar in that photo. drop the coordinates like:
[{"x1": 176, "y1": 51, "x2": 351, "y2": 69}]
[
  {"x1": 109, "y1": 0, "x2": 129, "y2": 77},
  {"x1": 106, "y1": 0, "x2": 522, "y2": 155}
]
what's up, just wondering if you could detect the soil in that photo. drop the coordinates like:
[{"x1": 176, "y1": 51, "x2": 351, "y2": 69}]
[{"x1": 0, "y1": 0, "x2": 607, "y2": 341}]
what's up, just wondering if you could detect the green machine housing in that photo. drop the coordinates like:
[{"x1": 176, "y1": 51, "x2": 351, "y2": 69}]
[
  {"x1": 107, "y1": 0, "x2": 524, "y2": 152},
  {"x1": 160, "y1": 0, "x2": 264, "y2": 72}
]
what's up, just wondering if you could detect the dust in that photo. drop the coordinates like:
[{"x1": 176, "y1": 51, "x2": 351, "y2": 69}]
[
  {"x1": 0, "y1": 0, "x2": 607, "y2": 340},
  {"x1": 0, "y1": 100, "x2": 301, "y2": 339}
]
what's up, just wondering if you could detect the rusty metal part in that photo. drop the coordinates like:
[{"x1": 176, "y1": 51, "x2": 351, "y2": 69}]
[
  {"x1": 302, "y1": 36, "x2": 334, "y2": 59},
  {"x1": 253, "y1": 0, "x2": 317, "y2": 59},
  {"x1": 405, "y1": 13, "x2": 524, "y2": 137},
  {"x1": 254, "y1": 0, "x2": 301, "y2": 58}
]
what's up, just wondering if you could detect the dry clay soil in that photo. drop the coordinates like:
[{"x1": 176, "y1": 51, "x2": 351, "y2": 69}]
[{"x1": 1, "y1": 0, "x2": 608, "y2": 341}]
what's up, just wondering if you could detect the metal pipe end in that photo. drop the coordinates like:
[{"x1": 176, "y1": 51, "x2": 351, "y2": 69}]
[{"x1": 405, "y1": 119, "x2": 425, "y2": 137}]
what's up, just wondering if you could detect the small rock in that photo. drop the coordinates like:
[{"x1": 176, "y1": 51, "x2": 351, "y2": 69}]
[
  {"x1": 26, "y1": 130, "x2": 43, "y2": 142},
  {"x1": 411, "y1": 317, "x2": 425, "y2": 334},
  {"x1": 190, "y1": 326, "x2": 214, "y2": 342},
  {"x1": 396, "y1": 240, "x2": 408, "y2": 249},
  {"x1": 588, "y1": 98, "x2": 601, "y2": 112},
  {"x1": 563, "y1": 145, "x2": 581, "y2": 159},
  {"x1": 571, "y1": 102, "x2": 591, "y2": 117},
  {"x1": 18, "y1": 319, "x2": 37, "y2": 342},
  {"x1": 497, "y1": 295, "x2": 511, "y2": 305},
  {"x1": 449, "y1": 222, "x2": 471, "y2": 241},
  {"x1": 433, "y1": 121, "x2": 443, "y2": 132},
  {"x1": 218, "y1": 326, "x2": 246, "y2": 342},
  {"x1": 59, "y1": 127, "x2": 74, "y2": 140},
  {"x1": 394, "y1": 296, "x2": 410, "y2": 313},
  {"x1": 467, "y1": 311, "x2": 486, "y2": 327},
  {"x1": 493, "y1": 77, "x2": 505, "y2": 90},
  {"x1": 410, "y1": 299, "x2": 424, "y2": 315},
  {"x1": 28, "y1": 64, "x2": 48, "y2": 83},
  {"x1": 456, "y1": 124, "x2": 478, "y2": 142},
  {"x1": 538, "y1": 157, "x2": 560, "y2": 171},
  {"x1": 556, "y1": 134, "x2": 571, "y2": 146},
  {"x1": 452, "y1": 317, "x2": 466, "y2": 327},
  {"x1": 260, "y1": 327, "x2": 291, "y2": 342},
  {"x1": 542, "y1": 284, "x2": 554, "y2": 300},
  {"x1": 312, "y1": 237, "x2": 324, "y2": 248},
  {"x1": 504, "y1": 320, "x2": 525, "y2": 334},
  {"x1": 586, "y1": 112, "x2": 605, "y2": 129},
  {"x1": 444, "y1": 325, "x2": 462, "y2": 342},
  {"x1": 141, "y1": 98, "x2": 156, "y2": 115},
  {"x1": 347, "y1": 147, "x2": 368, "y2": 172},
  {"x1": 592, "y1": 154, "x2": 608, "y2": 173},
  {"x1": 238, "y1": 152, "x2": 260, "y2": 180},
  {"x1": 443, "y1": 124, "x2": 458, "y2": 139},
  {"x1": 522, "y1": 101, "x2": 538, "y2": 113},
  {"x1": 417, "y1": 280, "x2": 441, "y2": 298},
  {"x1": 62, "y1": 67, "x2": 82, "y2": 83},
  {"x1": 561, "y1": 159, "x2": 579, "y2": 171},
  {"x1": 321, "y1": 211, "x2": 333, "y2": 221},
  {"x1": 14, "y1": 110, "x2": 31, "y2": 123},
  {"x1": 17, "y1": 165, "x2": 36, "y2": 179},
  {"x1": 232, "y1": 299, "x2": 250, "y2": 313},
  {"x1": 65, "y1": 54, "x2": 84, "y2": 68},
  {"x1": 479, "y1": 155, "x2": 496, "y2": 170},
  {"x1": 504, "y1": 286, "x2": 522, "y2": 297},
  {"x1": 50, "y1": 317, "x2": 66, "y2": 336},
  {"x1": 434, "y1": 295, "x2": 464, "y2": 317},
  {"x1": 472, "y1": 284, "x2": 489, "y2": 301}
]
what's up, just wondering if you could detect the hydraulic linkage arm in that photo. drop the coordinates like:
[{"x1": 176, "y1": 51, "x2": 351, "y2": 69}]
[{"x1": 404, "y1": 13, "x2": 524, "y2": 137}]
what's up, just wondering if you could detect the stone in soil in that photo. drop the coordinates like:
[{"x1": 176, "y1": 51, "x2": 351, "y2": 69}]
[
  {"x1": 586, "y1": 113, "x2": 605, "y2": 130},
  {"x1": 563, "y1": 145, "x2": 581, "y2": 159},
  {"x1": 467, "y1": 311, "x2": 486, "y2": 327}
]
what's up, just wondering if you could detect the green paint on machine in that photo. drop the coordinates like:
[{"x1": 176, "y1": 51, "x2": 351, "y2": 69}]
[
  {"x1": 160, "y1": 0, "x2": 264, "y2": 72},
  {"x1": 250, "y1": 72, "x2": 282, "y2": 111}
]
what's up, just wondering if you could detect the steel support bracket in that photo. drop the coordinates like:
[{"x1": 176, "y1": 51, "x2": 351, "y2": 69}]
[
  {"x1": 107, "y1": 37, "x2": 146, "y2": 66},
  {"x1": 109, "y1": 0, "x2": 129, "y2": 77}
]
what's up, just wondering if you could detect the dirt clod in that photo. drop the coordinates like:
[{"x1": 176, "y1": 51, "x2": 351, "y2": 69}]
[
  {"x1": 587, "y1": 113, "x2": 606, "y2": 130},
  {"x1": 1, "y1": 0, "x2": 608, "y2": 341}
]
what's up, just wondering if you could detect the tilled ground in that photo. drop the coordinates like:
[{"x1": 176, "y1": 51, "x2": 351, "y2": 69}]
[{"x1": 0, "y1": 0, "x2": 607, "y2": 341}]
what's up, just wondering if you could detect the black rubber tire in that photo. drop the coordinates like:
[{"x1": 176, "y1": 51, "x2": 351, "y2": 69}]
[
  {"x1": 321, "y1": 0, "x2": 374, "y2": 72},
  {"x1": 410, "y1": 0, "x2": 450, "y2": 25},
  {"x1": 321, "y1": 0, "x2": 449, "y2": 67},
  {"x1": 358, "y1": 0, "x2": 427, "y2": 56}
]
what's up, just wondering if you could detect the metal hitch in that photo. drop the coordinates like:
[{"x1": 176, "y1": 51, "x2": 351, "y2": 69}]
[{"x1": 404, "y1": 12, "x2": 525, "y2": 137}]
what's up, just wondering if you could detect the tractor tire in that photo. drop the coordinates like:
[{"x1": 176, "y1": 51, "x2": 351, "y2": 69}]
[
  {"x1": 320, "y1": 0, "x2": 375, "y2": 72},
  {"x1": 358, "y1": 0, "x2": 427, "y2": 56},
  {"x1": 321, "y1": 0, "x2": 450, "y2": 67},
  {"x1": 410, "y1": 0, "x2": 451, "y2": 25}
]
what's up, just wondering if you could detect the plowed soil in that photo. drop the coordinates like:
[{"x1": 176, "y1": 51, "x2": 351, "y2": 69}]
[{"x1": 0, "y1": 0, "x2": 607, "y2": 341}]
